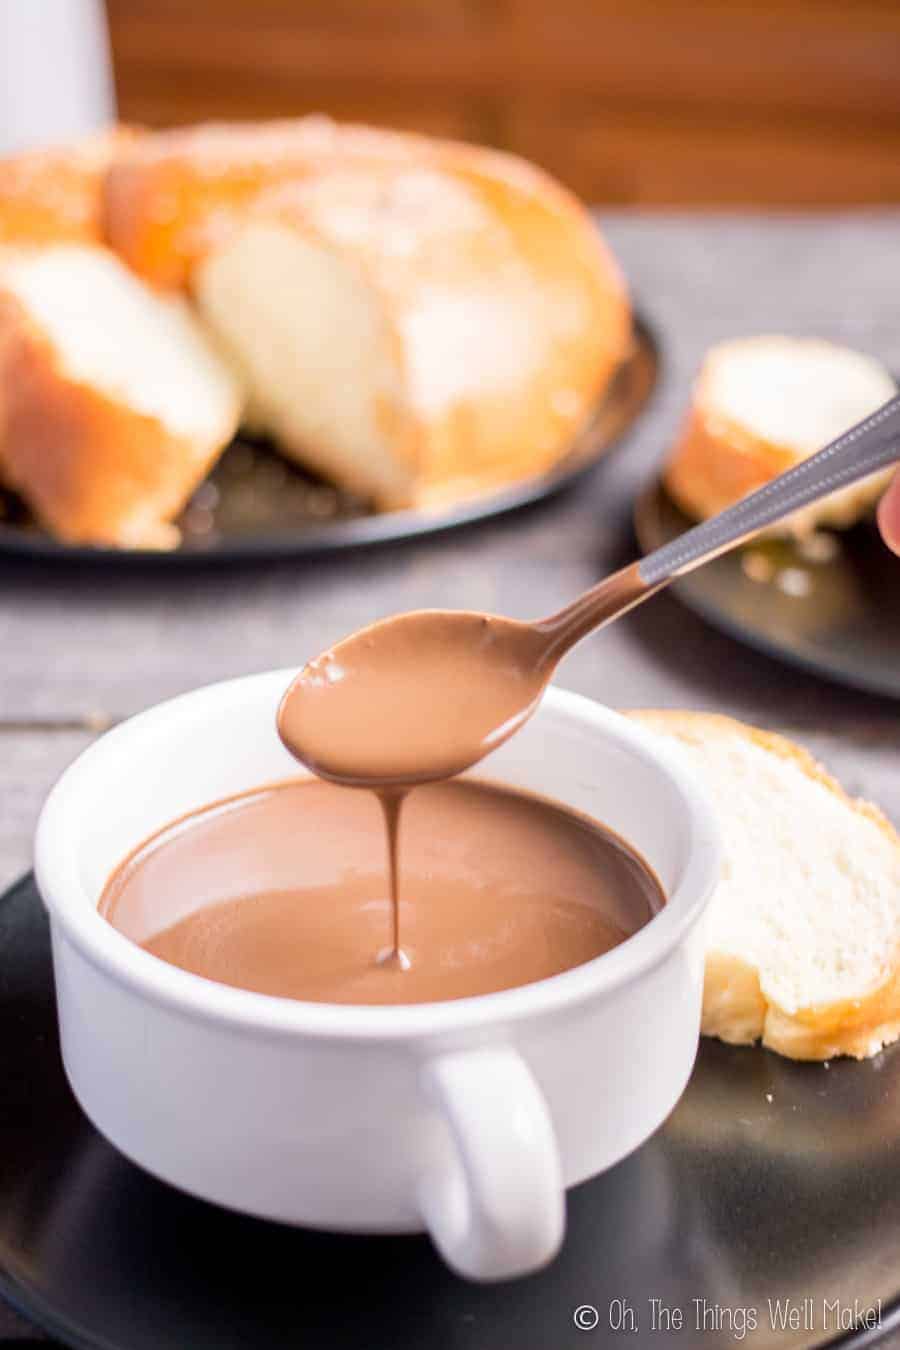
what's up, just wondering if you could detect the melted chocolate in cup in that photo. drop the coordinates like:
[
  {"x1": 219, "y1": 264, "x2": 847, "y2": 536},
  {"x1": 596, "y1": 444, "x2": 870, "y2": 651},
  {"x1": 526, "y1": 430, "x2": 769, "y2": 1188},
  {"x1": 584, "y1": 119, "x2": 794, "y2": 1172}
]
[{"x1": 99, "y1": 778, "x2": 663, "y2": 1005}]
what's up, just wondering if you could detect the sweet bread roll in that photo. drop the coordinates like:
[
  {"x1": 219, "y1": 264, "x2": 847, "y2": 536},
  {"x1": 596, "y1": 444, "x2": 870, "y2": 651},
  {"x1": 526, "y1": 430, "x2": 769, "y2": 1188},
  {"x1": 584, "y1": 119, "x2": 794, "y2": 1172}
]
[
  {"x1": 0, "y1": 127, "x2": 135, "y2": 247},
  {"x1": 192, "y1": 155, "x2": 628, "y2": 507},
  {"x1": 664, "y1": 337, "x2": 897, "y2": 536},
  {"x1": 104, "y1": 116, "x2": 532, "y2": 289},
  {"x1": 630, "y1": 710, "x2": 900, "y2": 1061},
  {"x1": 0, "y1": 245, "x2": 242, "y2": 548}
]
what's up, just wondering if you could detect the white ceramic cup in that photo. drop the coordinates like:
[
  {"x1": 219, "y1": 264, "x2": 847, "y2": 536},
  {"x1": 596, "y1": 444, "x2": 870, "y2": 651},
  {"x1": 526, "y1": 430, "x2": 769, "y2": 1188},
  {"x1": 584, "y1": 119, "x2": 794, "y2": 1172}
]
[{"x1": 35, "y1": 674, "x2": 720, "y2": 1282}]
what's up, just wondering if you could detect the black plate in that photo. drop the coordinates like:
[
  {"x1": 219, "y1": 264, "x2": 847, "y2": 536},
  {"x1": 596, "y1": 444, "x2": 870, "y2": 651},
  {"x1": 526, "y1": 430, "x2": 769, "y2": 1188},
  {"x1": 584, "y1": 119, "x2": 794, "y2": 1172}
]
[
  {"x1": 635, "y1": 480, "x2": 900, "y2": 701},
  {"x1": 0, "y1": 319, "x2": 658, "y2": 564},
  {"x1": 2, "y1": 874, "x2": 899, "y2": 1350}
]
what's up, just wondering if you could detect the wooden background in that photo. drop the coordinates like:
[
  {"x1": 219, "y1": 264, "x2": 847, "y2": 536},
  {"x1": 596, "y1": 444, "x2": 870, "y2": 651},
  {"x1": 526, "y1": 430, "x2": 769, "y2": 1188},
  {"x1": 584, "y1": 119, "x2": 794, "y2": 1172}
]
[{"x1": 106, "y1": 0, "x2": 900, "y2": 206}]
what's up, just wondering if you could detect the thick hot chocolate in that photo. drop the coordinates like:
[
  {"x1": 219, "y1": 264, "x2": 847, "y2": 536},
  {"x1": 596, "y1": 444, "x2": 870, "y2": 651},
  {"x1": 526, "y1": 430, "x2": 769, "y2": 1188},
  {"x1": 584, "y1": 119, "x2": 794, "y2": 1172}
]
[
  {"x1": 275, "y1": 571, "x2": 648, "y2": 793},
  {"x1": 277, "y1": 611, "x2": 551, "y2": 790},
  {"x1": 99, "y1": 777, "x2": 662, "y2": 1005}
]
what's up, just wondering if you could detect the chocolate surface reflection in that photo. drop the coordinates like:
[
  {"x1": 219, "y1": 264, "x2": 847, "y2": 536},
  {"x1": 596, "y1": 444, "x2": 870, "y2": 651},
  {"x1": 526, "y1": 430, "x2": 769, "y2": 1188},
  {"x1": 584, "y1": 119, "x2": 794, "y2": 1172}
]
[{"x1": 99, "y1": 777, "x2": 662, "y2": 1005}]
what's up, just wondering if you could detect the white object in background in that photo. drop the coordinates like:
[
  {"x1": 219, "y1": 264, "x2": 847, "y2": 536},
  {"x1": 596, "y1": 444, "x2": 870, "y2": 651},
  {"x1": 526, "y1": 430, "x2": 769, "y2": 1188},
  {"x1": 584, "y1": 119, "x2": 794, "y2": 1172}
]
[
  {"x1": 36, "y1": 675, "x2": 720, "y2": 1282},
  {"x1": 0, "y1": 0, "x2": 115, "y2": 156}
]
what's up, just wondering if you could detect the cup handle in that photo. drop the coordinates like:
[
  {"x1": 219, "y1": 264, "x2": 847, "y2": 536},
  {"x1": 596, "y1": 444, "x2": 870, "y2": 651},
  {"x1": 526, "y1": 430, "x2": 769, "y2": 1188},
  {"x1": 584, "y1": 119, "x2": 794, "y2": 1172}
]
[{"x1": 418, "y1": 1046, "x2": 565, "y2": 1281}]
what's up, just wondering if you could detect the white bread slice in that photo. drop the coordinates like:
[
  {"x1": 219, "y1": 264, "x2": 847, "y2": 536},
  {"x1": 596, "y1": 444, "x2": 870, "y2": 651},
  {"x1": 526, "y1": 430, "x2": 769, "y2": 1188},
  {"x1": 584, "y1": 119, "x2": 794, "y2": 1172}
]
[
  {"x1": 664, "y1": 338, "x2": 897, "y2": 537},
  {"x1": 629, "y1": 711, "x2": 900, "y2": 1061},
  {"x1": 0, "y1": 244, "x2": 242, "y2": 547},
  {"x1": 193, "y1": 161, "x2": 627, "y2": 508},
  {"x1": 194, "y1": 208, "x2": 418, "y2": 509}
]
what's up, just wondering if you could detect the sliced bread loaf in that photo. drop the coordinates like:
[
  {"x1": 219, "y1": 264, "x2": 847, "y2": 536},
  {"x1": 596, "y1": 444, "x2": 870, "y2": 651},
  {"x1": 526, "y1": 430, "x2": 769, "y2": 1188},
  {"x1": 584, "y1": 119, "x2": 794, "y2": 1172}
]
[
  {"x1": 664, "y1": 337, "x2": 897, "y2": 536},
  {"x1": 0, "y1": 244, "x2": 242, "y2": 547},
  {"x1": 629, "y1": 710, "x2": 900, "y2": 1061},
  {"x1": 193, "y1": 160, "x2": 627, "y2": 508}
]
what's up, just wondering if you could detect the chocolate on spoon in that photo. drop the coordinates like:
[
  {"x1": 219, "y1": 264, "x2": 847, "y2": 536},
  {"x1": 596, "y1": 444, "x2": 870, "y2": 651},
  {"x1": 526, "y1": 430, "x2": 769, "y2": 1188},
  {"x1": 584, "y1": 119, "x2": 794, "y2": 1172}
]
[{"x1": 279, "y1": 394, "x2": 900, "y2": 790}]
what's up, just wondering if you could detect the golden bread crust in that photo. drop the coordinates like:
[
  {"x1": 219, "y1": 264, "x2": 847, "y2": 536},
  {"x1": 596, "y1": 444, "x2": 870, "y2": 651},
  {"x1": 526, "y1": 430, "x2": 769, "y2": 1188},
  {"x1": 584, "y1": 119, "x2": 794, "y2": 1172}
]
[
  {"x1": 664, "y1": 402, "x2": 796, "y2": 523},
  {"x1": 629, "y1": 709, "x2": 899, "y2": 1061},
  {"x1": 408, "y1": 160, "x2": 628, "y2": 500},
  {"x1": 104, "y1": 117, "x2": 621, "y2": 290},
  {"x1": 0, "y1": 127, "x2": 136, "y2": 248},
  {"x1": 0, "y1": 288, "x2": 229, "y2": 548},
  {"x1": 104, "y1": 118, "x2": 431, "y2": 288}
]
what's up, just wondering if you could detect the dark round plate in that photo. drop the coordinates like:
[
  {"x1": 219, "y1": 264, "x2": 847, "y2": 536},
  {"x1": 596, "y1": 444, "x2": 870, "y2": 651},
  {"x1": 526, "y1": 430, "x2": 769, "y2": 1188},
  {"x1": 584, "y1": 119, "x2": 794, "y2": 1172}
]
[
  {"x1": 635, "y1": 480, "x2": 900, "y2": 701},
  {"x1": 2, "y1": 874, "x2": 899, "y2": 1350},
  {"x1": 0, "y1": 318, "x2": 658, "y2": 565}
]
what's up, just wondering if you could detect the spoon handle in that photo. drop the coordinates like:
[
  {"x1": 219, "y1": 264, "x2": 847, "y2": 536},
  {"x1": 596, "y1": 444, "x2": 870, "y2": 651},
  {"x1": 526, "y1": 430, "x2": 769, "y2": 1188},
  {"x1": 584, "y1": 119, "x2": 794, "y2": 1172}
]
[
  {"x1": 639, "y1": 393, "x2": 900, "y2": 587},
  {"x1": 539, "y1": 393, "x2": 900, "y2": 660}
]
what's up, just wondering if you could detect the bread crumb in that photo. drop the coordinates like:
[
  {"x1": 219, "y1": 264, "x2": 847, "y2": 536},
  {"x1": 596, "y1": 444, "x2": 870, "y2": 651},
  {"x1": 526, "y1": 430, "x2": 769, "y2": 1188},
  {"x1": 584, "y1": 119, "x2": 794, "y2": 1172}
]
[
  {"x1": 776, "y1": 566, "x2": 812, "y2": 598},
  {"x1": 797, "y1": 531, "x2": 840, "y2": 564},
  {"x1": 84, "y1": 710, "x2": 113, "y2": 732},
  {"x1": 742, "y1": 551, "x2": 775, "y2": 584}
]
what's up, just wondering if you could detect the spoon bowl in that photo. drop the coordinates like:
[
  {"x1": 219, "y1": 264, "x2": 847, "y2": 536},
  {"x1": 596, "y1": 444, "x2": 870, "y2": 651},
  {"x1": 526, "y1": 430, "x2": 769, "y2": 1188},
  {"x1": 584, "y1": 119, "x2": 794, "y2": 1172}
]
[{"x1": 277, "y1": 609, "x2": 549, "y2": 789}]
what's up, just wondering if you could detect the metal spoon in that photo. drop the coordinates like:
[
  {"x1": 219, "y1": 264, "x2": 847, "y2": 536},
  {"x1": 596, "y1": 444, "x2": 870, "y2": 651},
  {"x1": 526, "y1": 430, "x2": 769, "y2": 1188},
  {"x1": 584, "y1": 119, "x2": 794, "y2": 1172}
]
[{"x1": 279, "y1": 395, "x2": 900, "y2": 789}]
